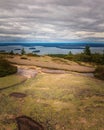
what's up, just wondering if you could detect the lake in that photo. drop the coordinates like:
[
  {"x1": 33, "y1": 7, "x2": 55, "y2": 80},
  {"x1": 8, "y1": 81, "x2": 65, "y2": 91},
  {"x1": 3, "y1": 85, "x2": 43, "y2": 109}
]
[{"x1": 0, "y1": 44, "x2": 104, "y2": 55}]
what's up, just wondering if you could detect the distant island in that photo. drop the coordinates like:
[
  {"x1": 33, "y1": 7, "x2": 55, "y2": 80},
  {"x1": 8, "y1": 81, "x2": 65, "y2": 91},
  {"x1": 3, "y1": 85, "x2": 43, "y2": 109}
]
[
  {"x1": 32, "y1": 50, "x2": 40, "y2": 53},
  {"x1": 29, "y1": 47, "x2": 36, "y2": 50},
  {"x1": 14, "y1": 48, "x2": 21, "y2": 50},
  {"x1": 0, "y1": 43, "x2": 104, "y2": 55},
  {"x1": 0, "y1": 50, "x2": 6, "y2": 52}
]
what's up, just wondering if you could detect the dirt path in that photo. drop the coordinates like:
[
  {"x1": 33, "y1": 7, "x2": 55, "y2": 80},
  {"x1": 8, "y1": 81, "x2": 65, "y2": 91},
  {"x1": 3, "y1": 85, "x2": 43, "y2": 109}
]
[{"x1": 17, "y1": 68, "x2": 38, "y2": 78}]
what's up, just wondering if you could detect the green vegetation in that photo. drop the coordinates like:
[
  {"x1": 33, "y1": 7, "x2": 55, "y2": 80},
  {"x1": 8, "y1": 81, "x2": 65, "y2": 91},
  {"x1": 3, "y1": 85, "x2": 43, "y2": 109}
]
[
  {"x1": 0, "y1": 75, "x2": 26, "y2": 89},
  {"x1": 9, "y1": 50, "x2": 14, "y2": 55},
  {"x1": 94, "y1": 66, "x2": 104, "y2": 80},
  {"x1": 84, "y1": 46, "x2": 91, "y2": 56},
  {"x1": 48, "y1": 46, "x2": 104, "y2": 65},
  {"x1": 0, "y1": 73, "x2": 104, "y2": 130},
  {"x1": 27, "y1": 53, "x2": 40, "y2": 57},
  {"x1": 0, "y1": 59, "x2": 17, "y2": 77},
  {"x1": 21, "y1": 48, "x2": 26, "y2": 55}
]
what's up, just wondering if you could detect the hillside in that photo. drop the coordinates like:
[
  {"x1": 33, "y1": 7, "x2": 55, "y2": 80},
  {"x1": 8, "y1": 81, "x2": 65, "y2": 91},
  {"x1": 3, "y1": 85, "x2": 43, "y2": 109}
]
[{"x1": 0, "y1": 54, "x2": 103, "y2": 130}]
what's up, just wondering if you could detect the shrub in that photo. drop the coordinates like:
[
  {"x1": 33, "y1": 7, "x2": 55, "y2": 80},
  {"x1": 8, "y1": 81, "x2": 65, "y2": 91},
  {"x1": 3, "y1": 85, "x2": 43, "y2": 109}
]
[
  {"x1": 9, "y1": 50, "x2": 14, "y2": 55},
  {"x1": 21, "y1": 56, "x2": 28, "y2": 60},
  {"x1": 0, "y1": 59, "x2": 17, "y2": 77},
  {"x1": 21, "y1": 48, "x2": 26, "y2": 55},
  {"x1": 94, "y1": 66, "x2": 104, "y2": 80},
  {"x1": 27, "y1": 53, "x2": 40, "y2": 57},
  {"x1": 84, "y1": 46, "x2": 91, "y2": 55}
]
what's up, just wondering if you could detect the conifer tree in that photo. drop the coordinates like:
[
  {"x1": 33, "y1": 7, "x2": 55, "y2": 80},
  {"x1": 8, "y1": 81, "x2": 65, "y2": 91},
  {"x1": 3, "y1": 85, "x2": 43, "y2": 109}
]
[{"x1": 84, "y1": 45, "x2": 91, "y2": 55}]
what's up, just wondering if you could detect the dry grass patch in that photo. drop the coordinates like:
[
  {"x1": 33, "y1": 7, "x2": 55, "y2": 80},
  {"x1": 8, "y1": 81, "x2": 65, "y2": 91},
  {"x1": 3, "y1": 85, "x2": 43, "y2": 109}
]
[{"x1": 7, "y1": 55, "x2": 95, "y2": 73}]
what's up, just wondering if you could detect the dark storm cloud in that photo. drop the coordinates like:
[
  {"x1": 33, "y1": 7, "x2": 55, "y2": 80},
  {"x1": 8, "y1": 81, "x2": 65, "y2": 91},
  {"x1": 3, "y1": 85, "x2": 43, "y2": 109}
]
[{"x1": 0, "y1": 0, "x2": 104, "y2": 42}]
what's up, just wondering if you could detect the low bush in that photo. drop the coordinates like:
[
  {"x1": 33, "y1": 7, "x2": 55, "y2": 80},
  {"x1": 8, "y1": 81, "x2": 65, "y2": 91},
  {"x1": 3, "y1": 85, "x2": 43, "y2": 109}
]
[
  {"x1": 20, "y1": 56, "x2": 28, "y2": 60},
  {"x1": 0, "y1": 59, "x2": 17, "y2": 77},
  {"x1": 27, "y1": 53, "x2": 40, "y2": 57},
  {"x1": 94, "y1": 66, "x2": 104, "y2": 80}
]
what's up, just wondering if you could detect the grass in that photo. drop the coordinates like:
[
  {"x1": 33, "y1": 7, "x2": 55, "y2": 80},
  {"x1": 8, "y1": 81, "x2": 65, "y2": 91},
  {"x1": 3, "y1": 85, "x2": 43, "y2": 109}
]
[
  {"x1": 52, "y1": 57, "x2": 71, "y2": 65},
  {"x1": 0, "y1": 72, "x2": 104, "y2": 130},
  {"x1": 0, "y1": 74, "x2": 26, "y2": 89}
]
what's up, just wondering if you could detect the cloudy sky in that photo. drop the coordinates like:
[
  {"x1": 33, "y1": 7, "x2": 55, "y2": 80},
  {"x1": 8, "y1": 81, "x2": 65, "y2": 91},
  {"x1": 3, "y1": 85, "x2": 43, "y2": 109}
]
[{"x1": 0, "y1": 0, "x2": 104, "y2": 43}]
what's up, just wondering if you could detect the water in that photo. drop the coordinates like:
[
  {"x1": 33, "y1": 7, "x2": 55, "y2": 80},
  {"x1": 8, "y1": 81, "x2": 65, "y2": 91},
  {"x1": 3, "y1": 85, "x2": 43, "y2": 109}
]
[{"x1": 0, "y1": 45, "x2": 104, "y2": 55}]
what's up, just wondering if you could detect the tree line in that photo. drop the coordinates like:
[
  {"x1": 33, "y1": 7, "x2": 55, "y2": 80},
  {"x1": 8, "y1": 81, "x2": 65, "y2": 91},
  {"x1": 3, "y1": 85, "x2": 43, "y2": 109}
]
[{"x1": 49, "y1": 46, "x2": 104, "y2": 65}]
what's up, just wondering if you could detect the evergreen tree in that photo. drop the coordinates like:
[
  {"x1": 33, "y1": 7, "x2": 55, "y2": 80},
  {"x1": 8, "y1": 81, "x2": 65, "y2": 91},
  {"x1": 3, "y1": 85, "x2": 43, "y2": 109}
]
[
  {"x1": 10, "y1": 50, "x2": 14, "y2": 55},
  {"x1": 84, "y1": 45, "x2": 91, "y2": 55},
  {"x1": 21, "y1": 48, "x2": 26, "y2": 55},
  {"x1": 68, "y1": 51, "x2": 72, "y2": 55},
  {"x1": 103, "y1": 50, "x2": 104, "y2": 57}
]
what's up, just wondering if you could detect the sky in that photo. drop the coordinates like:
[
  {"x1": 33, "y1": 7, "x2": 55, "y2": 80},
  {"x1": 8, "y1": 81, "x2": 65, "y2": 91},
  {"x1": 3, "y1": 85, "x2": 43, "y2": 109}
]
[{"x1": 0, "y1": 0, "x2": 104, "y2": 43}]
